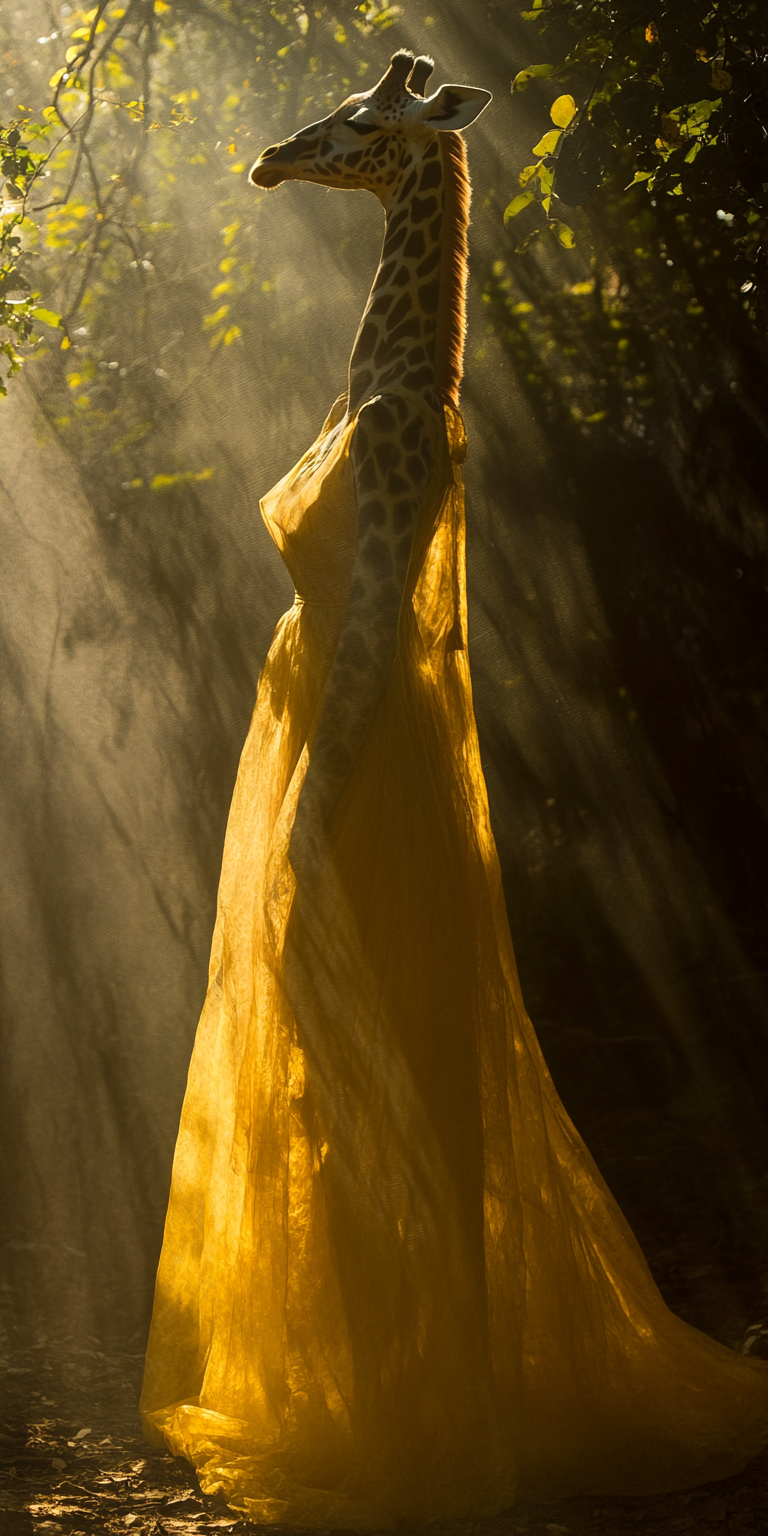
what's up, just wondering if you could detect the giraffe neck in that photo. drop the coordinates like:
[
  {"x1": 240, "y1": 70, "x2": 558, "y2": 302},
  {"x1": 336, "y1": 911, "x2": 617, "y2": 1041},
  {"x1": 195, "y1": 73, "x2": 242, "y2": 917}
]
[{"x1": 348, "y1": 132, "x2": 469, "y2": 418}]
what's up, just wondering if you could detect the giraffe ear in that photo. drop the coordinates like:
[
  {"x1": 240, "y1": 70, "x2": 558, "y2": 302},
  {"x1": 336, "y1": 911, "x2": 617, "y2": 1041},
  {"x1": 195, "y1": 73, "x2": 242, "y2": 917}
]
[{"x1": 416, "y1": 84, "x2": 492, "y2": 131}]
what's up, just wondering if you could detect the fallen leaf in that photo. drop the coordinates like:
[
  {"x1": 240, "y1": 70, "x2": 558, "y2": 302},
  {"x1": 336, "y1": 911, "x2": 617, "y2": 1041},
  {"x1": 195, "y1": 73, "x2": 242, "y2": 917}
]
[{"x1": 74, "y1": 1427, "x2": 92, "y2": 1440}]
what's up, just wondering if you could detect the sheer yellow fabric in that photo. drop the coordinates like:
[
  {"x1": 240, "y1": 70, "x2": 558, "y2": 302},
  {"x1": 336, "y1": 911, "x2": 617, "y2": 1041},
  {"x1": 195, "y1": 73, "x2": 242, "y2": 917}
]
[{"x1": 141, "y1": 392, "x2": 768, "y2": 1528}]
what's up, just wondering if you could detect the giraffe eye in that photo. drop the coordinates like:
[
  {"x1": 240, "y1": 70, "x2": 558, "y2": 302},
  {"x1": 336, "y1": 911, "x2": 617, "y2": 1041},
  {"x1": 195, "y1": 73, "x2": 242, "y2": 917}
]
[{"x1": 348, "y1": 120, "x2": 379, "y2": 136}]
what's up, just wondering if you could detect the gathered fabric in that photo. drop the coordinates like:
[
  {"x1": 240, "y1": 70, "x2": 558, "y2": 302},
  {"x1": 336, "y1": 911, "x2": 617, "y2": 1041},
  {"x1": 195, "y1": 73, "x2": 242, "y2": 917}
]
[{"x1": 141, "y1": 390, "x2": 768, "y2": 1528}]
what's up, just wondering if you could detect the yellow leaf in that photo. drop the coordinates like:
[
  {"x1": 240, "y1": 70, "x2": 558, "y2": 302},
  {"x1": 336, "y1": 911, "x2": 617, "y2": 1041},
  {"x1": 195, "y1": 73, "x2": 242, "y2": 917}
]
[
  {"x1": 154, "y1": 0, "x2": 171, "y2": 11},
  {"x1": 519, "y1": 164, "x2": 538, "y2": 188},
  {"x1": 711, "y1": 66, "x2": 732, "y2": 90},
  {"x1": 31, "y1": 306, "x2": 61, "y2": 328},
  {"x1": 532, "y1": 128, "x2": 561, "y2": 156},
  {"x1": 511, "y1": 63, "x2": 554, "y2": 92},
  {"x1": 503, "y1": 190, "x2": 535, "y2": 222},
  {"x1": 550, "y1": 94, "x2": 576, "y2": 128},
  {"x1": 553, "y1": 220, "x2": 576, "y2": 248},
  {"x1": 230, "y1": 163, "x2": 246, "y2": 174},
  {"x1": 211, "y1": 281, "x2": 233, "y2": 298},
  {"x1": 223, "y1": 325, "x2": 241, "y2": 345},
  {"x1": 645, "y1": 21, "x2": 659, "y2": 44},
  {"x1": 203, "y1": 305, "x2": 230, "y2": 329},
  {"x1": 60, "y1": 335, "x2": 70, "y2": 349}
]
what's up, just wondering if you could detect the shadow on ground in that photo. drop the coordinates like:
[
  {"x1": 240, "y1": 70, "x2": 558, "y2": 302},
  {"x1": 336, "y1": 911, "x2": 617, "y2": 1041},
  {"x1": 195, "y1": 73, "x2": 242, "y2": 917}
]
[{"x1": 2, "y1": 1281, "x2": 767, "y2": 1536}]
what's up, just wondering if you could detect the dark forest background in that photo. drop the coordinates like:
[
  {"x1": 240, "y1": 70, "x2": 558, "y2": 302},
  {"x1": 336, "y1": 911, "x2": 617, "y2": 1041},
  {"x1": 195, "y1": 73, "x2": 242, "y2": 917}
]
[{"x1": 1, "y1": 0, "x2": 767, "y2": 1371}]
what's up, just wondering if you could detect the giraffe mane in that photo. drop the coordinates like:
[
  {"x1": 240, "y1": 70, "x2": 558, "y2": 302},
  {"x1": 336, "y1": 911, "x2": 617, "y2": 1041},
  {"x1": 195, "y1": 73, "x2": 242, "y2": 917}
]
[{"x1": 435, "y1": 131, "x2": 471, "y2": 410}]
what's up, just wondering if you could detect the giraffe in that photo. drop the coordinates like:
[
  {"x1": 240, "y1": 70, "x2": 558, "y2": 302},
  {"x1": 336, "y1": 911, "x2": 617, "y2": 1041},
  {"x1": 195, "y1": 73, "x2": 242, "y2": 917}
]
[{"x1": 249, "y1": 51, "x2": 491, "y2": 873}]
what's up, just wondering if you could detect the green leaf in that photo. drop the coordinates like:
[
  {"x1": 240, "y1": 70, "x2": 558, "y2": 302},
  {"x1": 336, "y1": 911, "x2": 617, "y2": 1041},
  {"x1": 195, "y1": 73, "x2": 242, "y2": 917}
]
[
  {"x1": 504, "y1": 190, "x2": 536, "y2": 222},
  {"x1": 31, "y1": 306, "x2": 62, "y2": 328},
  {"x1": 625, "y1": 170, "x2": 652, "y2": 189},
  {"x1": 511, "y1": 63, "x2": 555, "y2": 93},
  {"x1": 550, "y1": 94, "x2": 577, "y2": 128},
  {"x1": 532, "y1": 129, "x2": 561, "y2": 157}
]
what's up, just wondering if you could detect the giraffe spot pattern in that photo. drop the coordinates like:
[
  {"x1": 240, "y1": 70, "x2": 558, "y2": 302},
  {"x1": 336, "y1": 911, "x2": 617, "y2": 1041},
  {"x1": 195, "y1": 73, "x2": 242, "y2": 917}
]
[
  {"x1": 417, "y1": 278, "x2": 440, "y2": 313},
  {"x1": 362, "y1": 535, "x2": 394, "y2": 581},
  {"x1": 417, "y1": 246, "x2": 442, "y2": 278},
  {"x1": 411, "y1": 194, "x2": 438, "y2": 224},
  {"x1": 419, "y1": 159, "x2": 442, "y2": 192},
  {"x1": 403, "y1": 230, "x2": 426, "y2": 259}
]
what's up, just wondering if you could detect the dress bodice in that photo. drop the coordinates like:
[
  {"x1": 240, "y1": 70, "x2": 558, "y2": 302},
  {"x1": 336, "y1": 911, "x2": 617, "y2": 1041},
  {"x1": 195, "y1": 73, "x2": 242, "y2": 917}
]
[{"x1": 259, "y1": 390, "x2": 466, "y2": 614}]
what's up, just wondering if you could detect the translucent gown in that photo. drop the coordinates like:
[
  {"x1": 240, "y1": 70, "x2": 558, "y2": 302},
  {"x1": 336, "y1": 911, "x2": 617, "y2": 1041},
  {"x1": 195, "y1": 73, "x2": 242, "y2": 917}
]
[{"x1": 141, "y1": 390, "x2": 768, "y2": 1528}]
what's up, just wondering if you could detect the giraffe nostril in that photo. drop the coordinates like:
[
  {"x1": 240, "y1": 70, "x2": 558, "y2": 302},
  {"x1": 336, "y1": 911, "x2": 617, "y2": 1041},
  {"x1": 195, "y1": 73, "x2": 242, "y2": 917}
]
[{"x1": 261, "y1": 144, "x2": 281, "y2": 160}]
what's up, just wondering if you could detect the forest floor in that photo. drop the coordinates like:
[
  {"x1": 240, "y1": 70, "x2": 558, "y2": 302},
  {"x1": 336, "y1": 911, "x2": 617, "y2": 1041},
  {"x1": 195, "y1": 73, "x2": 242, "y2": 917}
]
[{"x1": 1, "y1": 1317, "x2": 767, "y2": 1536}]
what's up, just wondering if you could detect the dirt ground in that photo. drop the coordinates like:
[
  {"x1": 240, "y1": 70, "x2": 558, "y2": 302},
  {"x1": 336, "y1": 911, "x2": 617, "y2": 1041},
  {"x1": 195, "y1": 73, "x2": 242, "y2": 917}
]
[{"x1": 1, "y1": 1318, "x2": 767, "y2": 1536}]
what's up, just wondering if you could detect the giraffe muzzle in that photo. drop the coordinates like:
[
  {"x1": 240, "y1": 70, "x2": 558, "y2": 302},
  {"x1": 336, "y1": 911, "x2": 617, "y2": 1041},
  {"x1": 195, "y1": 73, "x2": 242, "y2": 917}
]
[{"x1": 249, "y1": 137, "x2": 305, "y2": 190}]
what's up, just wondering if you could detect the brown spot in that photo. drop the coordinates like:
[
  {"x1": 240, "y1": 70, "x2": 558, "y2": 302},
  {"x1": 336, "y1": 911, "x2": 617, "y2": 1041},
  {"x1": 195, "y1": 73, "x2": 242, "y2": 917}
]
[
  {"x1": 393, "y1": 499, "x2": 413, "y2": 532},
  {"x1": 373, "y1": 438, "x2": 401, "y2": 473},
  {"x1": 419, "y1": 159, "x2": 442, "y2": 191},
  {"x1": 387, "y1": 470, "x2": 410, "y2": 497},
  {"x1": 354, "y1": 322, "x2": 377, "y2": 363},
  {"x1": 402, "y1": 418, "x2": 422, "y2": 452},
  {"x1": 360, "y1": 497, "x2": 387, "y2": 530},
  {"x1": 402, "y1": 366, "x2": 434, "y2": 390},
  {"x1": 429, "y1": 213, "x2": 443, "y2": 242},
  {"x1": 398, "y1": 169, "x2": 418, "y2": 201},
  {"x1": 342, "y1": 629, "x2": 373, "y2": 669},
  {"x1": 345, "y1": 149, "x2": 365, "y2": 168},
  {"x1": 353, "y1": 368, "x2": 373, "y2": 399},
  {"x1": 392, "y1": 264, "x2": 410, "y2": 287},
  {"x1": 417, "y1": 246, "x2": 441, "y2": 278},
  {"x1": 417, "y1": 277, "x2": 440, "y2": 313},
  {"x1": 405, "y1": 453, "x2": 427, "y2": 482},
  {"x1": 412, "y1": 195, "x2": 438, "y2": 223},
  {"x1": 388, "y1": 293, "x2": 412, "y2": 329},
  {"x1": 355, "y1": 456, "x2": 378, "y2": 493},
  {"x1": 403, "y1": 230, "x2": 426, "y2": 259},
  {"x1": 376, "y1": 259, "x2": 397, "y2": 287},
  {"x1": 362, "y1": 535, "x2": 393, "y2": 580},
  {"x1": 390, "y1": 316, "x2": 421, "y2": 344},
  {"x1": 371, "y1": 293, "x2": 394, "y2": 315},
  {"x1": 425, "y1": 140, "x2": 439, "y2": 158},
  {"x1": 383, "y1": 226, "x2": 408, "y2": 254}
]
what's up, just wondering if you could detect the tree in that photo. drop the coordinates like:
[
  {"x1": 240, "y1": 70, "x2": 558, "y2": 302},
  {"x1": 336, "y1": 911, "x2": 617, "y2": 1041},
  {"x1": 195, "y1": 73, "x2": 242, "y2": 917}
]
[{"x1": 505, "y1": 0, "x2": 767, "y2": 340}]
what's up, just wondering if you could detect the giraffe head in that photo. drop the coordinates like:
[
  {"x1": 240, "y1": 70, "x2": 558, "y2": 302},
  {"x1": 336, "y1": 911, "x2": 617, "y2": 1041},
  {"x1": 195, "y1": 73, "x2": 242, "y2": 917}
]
[{"x1": 248, "y1": 51, "x2": 491, "y2": 202}]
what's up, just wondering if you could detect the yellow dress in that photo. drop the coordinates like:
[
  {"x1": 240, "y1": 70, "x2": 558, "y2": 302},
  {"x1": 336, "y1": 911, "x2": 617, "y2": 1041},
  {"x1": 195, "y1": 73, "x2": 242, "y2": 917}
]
[{"x1": 141, "y1": 389, "x2": 768, "y2": 1528}]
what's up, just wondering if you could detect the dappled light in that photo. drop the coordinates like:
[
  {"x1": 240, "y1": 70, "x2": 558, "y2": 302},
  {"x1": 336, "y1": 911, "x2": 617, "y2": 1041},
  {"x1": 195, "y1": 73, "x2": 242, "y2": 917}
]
[{"x1": 1, "y1": 1, "x2": 767, "y2": 1533}]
